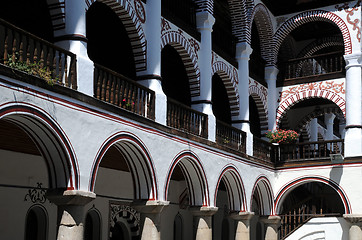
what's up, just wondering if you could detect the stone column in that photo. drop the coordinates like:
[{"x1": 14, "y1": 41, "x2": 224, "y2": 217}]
[
  {"x1": 310, "y1": 118, "x2": 318, "y2": 142},
  {"x1": 192, "y1": 12, "x2": 216, "y2": 141},
  {"x1": 234, "y1": 42, "x2": 253, "y2": 155},
  {"x1": 344, "y1": 214, "x2": 362, "y2": 240},
  {"x1": 190, "y1": 206, "x2": 218, "y2": 240},
  {"x1": 230, "y1": 211, "x2": 254, "y2": 240},
  {"x1": 132, "y1": 200, "x2": 169, "y2": 240},
  {"x1": 344, "y1": 53, "x2": 362, "y2": 157},
  {"x1": 54, "y1": 0, "x2": 94, "y2": 95},
  {"x1": 46, "y1": 190, "x2": 96, "y2": 240},
  {"x1": 137, "y1": 0, "x2": 167, "y2": 125},
  {"x1": 265, "y1": 66, "x2": 279, "y2": 131},
  {"x1": 261, "y1": 216, "x2": 281, "y2": 240}
]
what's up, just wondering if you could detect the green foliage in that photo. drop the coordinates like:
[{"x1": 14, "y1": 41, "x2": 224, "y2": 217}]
[{"x1": 5, "y1": 53, "x2": 58, "y2": 85}]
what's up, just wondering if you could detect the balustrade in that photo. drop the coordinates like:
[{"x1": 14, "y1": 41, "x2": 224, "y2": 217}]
[
  {"x1": 94, "y1": 64, "x2": 155, "y2": 120},
  {"x1": 167, "y1": 98, "x2": 208, "y2": 138},
  {"x1": 253, "y1": 137, "x2": 278, "y2": 163},
  {"x1": 0, "y1": 18, "x2": 77, "y2": 89},
  {"x1": 216, "y1": 120, "x2": 246, "y2": 152}
]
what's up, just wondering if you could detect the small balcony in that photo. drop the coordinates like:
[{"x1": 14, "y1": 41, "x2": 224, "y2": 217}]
[
  {"x1": 94, "y1": 63, "x2": 155, "y2": 120},
  {"x1": 278, "y1": 51, "x2": 345, "y2": 87},
  {"x1": 167, "y1": 98, "x2": 208, "y2": 138},
  {"x1": 216, "y1": 120, "x2": 246, "y2": 152},
  {"x1": 0, "y1": 18, "x2": 77, "y2": 89}
]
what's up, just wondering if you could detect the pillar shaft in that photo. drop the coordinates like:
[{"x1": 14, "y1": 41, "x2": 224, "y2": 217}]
[
  {"x1": 265, "y1": 66, "x2": 279, "y2": 131},
  {"x1": 55, "y1": 0, "x2": 94, "y2": 95},
  {"x1": 344, "y1": 53, "x2": 362, "y2": 157},
  {"x1": 192, "y1": 12, "x2": 216, "y2": 141},
  {"x1": 230, "y1": 212, "x2": 254, "y2": 240},
  {"x1": 46, "y1": 190, "x2": 96, "y2": 240},
  {"x1": 133, "y1": 200, "x2": 169, "y2": 240},
  {"x1": 261, "y1": 216, "x2": 281, "y2": 240},
  {"x1": 344, "y1": 214, "x2": 362, "y2": 240},
  {"x1": 137, "y1": 0, "x2": 167, "y2": 125},
  {"x1": 190, "y1": 206, "x2": 218, "y2": 240}
]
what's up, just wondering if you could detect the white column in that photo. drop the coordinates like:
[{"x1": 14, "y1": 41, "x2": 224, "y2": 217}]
[
  {"x1": 344, "y1": 53, "x2": 362, "y2": 157},
  {"x1": 265, "y1": 66, "x2": 279, "y2": 131},
  {"x1": 133, "y1": 200, "x2": 169, "y2": 240},
  {"x1": 344, "y1": 214, "x2": 362, "y2": 240},
  {"x1": 234, "y1": 42, "x2": 253, "y2": 155},
  {"x1": 192, "y1": 12, "x2": 216, "y2": 141},
  {"x1": 230, "y1": 212, "x2": 254, "y2": 240},
  {"x1": 190, "y1": 206, "x2": 218, "y2": 240},
  {"x1": 310, "y1": 118, "x2": 318, "y2": 142},
  {"x1": 55, "y1": 0, "x2": 94, "y2": 96},
  {"x1": 47, "y1": 190, "x2": 96, "y2": 240},
  {"x1": 325, "y1": 113, "x2": 335, "y2": 150},
  {"x1": 261, "y1": 216, "x2": 281, "y2": 240},
  {"x1": 137, "y1": 0, "x2": 167, "y2": 125}
]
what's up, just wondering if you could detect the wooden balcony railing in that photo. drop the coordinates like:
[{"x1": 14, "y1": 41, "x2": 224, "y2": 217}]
[
  {"x1": 278, "y1": 139, "x2": 344, "y2": 163},
  {"x1": 167, "y1": 98, "x2": 208, "y2": 138},
  {"x1": 216, "y1": 120, "x2": 246, "y2": 152},
  {"x1": 279, "y1": 51, "x2": 345, "y2": 86},
  {"x1": 253, "y1": 137, "x2": 278, "y2": 163},
  {"x1": 94, "y1": 64, "x2": 155, "y2": 120},
  {"x1": 0, "y1": 18, "x2": 77, "y2": 89}
]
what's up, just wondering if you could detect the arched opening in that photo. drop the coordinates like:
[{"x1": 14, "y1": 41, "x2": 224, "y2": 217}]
[
  {"x1": 86, "y1": 1, "x2": 136, "y2": 79},
  {"x1": 277, "y1": 21, "x2": 344, "y2": 86},
  {"x1": 213, "y1": 0, "x2": 236, "y2": 62},
  {"x1": 212, "y1": 73, "x2": 232, "y2": 124},
  {"x1": 213, "y1": 180, "x2": 233, "y2": 240},
  {"x1": 249, "y1": 96, "x2": 261, "y2": 138},
  {"x1": 0, "y1": 0, "x2": 53, "y2": 41},
  {"x1": 249, "y1": 21, "x2": 266, "y2": 84},
  {"x1": 277, "y1": 181, "x2": 346, "y2": 238},
  {"x1": 25, "y1": 206, "x2": 48, "y2": 240},
  {"x1": 110, "y1": 220, "x2": 131, "y2": 240},
  {"x1": 161, "y1": 44, "x2": 191, "y2": 106},
  {"x1": 84, "y1": 209, "x2": 101, "y2": 240},
  {"x1": 173, "y1": 213, "x2": 183, "y2": 240}
]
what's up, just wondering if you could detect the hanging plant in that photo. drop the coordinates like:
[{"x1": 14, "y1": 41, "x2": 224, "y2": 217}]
[{"x1": 266, "y1": 129, "x2": 299, "y2": 144}]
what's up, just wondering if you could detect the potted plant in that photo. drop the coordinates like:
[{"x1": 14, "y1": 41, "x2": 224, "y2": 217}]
[{"x1": 265, "y1": 129, "x2": 299, "y2": 144}]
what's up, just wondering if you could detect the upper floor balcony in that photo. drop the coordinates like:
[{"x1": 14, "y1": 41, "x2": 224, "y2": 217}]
[{"x1": 0, "y1": 18, "x2": 349, "y2": 169}]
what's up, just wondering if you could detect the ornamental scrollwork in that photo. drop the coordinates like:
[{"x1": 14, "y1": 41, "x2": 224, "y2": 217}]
[
  {"x1": 336, "y1": 0, "x2": 361, "y2": 42},
  {"x1": 24, "y1": 182, "x2": 47, "y2": 204},
  {"x1": 279, "y1": 81, "x2": 345, "y2": 101}
]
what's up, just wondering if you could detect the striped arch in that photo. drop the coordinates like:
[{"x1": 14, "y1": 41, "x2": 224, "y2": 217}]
[
  {"x1": 250, "y1": 176, "x2": 274, "y2": 215},
  {"x1": 228, "y1": 0, "x2": 249, "y2": 43},
  {"x1": 164, "y1": 151, "x2": 209, "y2": 206},
  {"x1": 274, "y1": 176, "x2": 351, "y2": 214},
  {"x1": 85, "y1": 0, "x2": 147, "y2": 72},
  {"x1": 249, "y1": 86, "x2": 268, "y2": 134},
  {"x1": 110, "y1": 205, "x2": 140, "y2": 239},
  {"x1": 0, "y1": 103, "x2": 79, "y2": 189},
  {"x1": 249, "y1": 3, "x2": 274, "y2": 64},
  {"x1": 214, "y1": 165, "x2": 247, "y2": 212},
  {"x1": 273, "y1": 10, "x2": 352, "y2": 65},
  {"x1": 161, "y1": 32, "x2": 200, "y2": 97},
  {"x1": 276, "y1": 89, "x2": 346, "y2": 127},
  {"x1": 195, "y1": 0, "x2": 213, "y2": 14},
  {"x1": 46, "y1": 0, "x2": 66, "y2": 31},
  {"x1": 90, "y1": 132, "x2": 157, "y2": 200},
  {"x1": 297, "y1": 36, "x2": 344, "y2": 58},
  {"x1": 212, "y1": 61, "x2": 239, "y2": 117}
]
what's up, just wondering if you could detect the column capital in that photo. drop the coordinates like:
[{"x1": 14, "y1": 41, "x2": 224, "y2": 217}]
[
  {"x1": 343, "y1": 214, "x2": 362, "y2": 224},
  {"x1": 196, "y1": 12, "x2": 215, "y2": 31},
  {"x1": 265, "y1": 65, "x2": 279, "y2": 81},
  {"x1": 235, "y1": 42, "x2": 253, "y2": 60},
  {"x1": 190, "y1": 206, "x2": 218, "y2": 217},
  {"x1": 260, "y1": 215, "x2": 281, "y2": 226},
  {"x1": 46, "y1": 189, "x2": 96, "y2": 206},
  {"x1": 230, "y1": 211, "x2": 254, "y2": 221},
  {"x1": 132, "y1": 200, "x2": 169, "y2": 214},
  {"x1": 344, "y1": 53, "x2": 362, "y2": 69}
]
